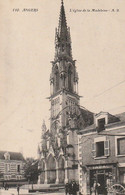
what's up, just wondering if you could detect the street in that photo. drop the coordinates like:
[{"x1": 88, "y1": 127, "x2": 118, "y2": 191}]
[
  {"x1": 27, "y1": 193, "x2": 64, "y2": 195},
  {"x1": 0, "y1": 188, "x2": 65, "y2": 195}
]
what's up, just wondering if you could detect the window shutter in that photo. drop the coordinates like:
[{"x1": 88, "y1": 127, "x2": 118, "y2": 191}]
[
  {"x1": 104, "y1": 140, "x2": 110, "y2": 156},
  {"x1": 92, "y1": 142, "x2": 96, "y2": 158}
]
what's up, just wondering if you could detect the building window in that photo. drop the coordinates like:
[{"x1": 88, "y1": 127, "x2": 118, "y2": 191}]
[
  {"x1": 68, "y1": 66, "x2": 72, "y2": 91},
  {"x1": 17, "y1": 165, "x2": 20, "y2": 172},
  {"x1": 96, "y1": 141, "x2": 104, "y2": 157},
  {"x1": 92, "y1": 140, "x2": 110, "y2": 158},
  {"x1": 117, "y1": 138, "x2": 125, "y2": 155},
  {"x1": 17, "y1": 175, "x2": 22, "y2": 180},
  {"x1": 67, "y1": 97, "x2": 76, "y2": 114},
  {"x1": 98, "y1": 118, "x2": 105, "y2": 132},
  {"x1": 5, "y1": 164, "x2": 10, "y2": 172},
  {"x1": 52, "y1": 97, "x2": 60, "y2": 118},
  {"x1": 55, "y1": 70, "x2": 59, "y2": 92}
]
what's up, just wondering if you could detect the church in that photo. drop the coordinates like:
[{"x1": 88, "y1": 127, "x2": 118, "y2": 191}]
[{"x1": 37, "y1": 0, "x2": 93, "y2": 184}]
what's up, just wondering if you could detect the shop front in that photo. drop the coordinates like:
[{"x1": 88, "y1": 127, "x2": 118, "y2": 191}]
[
  {"x1": 118, "y1": 166, "x2": 125, "y2": 185},
  {"x1": 86, "y1": 163, "x2": 117, "y2": 195}
]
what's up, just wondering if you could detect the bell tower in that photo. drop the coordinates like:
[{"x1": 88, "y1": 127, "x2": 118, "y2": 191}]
[
  {"x1": 38, "y1": 0, "x2": 95, "y2": 185},
  {"x1": 50, "y1": 0, "x2": 80, "y2": 131}
]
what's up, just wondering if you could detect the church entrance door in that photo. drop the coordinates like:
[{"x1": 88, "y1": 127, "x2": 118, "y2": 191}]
[{"x1": 47, "y1": 154, "x2": 56, "y2": 184}]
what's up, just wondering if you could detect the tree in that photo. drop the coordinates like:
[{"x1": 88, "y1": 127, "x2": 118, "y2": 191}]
[{"x1": 24, "y1": 158, "x2": 41, "y2": 185}]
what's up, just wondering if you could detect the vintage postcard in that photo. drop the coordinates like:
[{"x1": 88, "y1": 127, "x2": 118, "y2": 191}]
[{"x1": 0, "y1": 0, "x2": 125, "y2": 194}]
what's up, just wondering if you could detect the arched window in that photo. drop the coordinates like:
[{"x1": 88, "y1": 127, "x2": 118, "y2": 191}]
[
  {"x1": 68, "y1": 66, "x2": 72, "y2": 91},
  {"x1": 55, "y1": 66, "x2": 59, "y2": 92},
  {"x1": 58, "y1": 156, "x2": 65, "y2": 169},
  {"x1": 39, "y1": 160, "x2": 45, "y2": 184},
  {"x1": 58, "y1": 156, "x2": 65, "y2": 183},
  {"x1": 47, "y1": 154, "x2": 56, "y2": 170}
]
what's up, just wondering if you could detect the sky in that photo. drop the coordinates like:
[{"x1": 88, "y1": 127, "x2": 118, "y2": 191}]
[{"x1": 0, "y1": 0, "x2": 125, "y2": 158}]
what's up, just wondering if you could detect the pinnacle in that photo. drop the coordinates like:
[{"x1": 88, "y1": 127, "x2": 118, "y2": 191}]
[
  {"x1": 58, "y1": 0, "x2": 67, "y2": 34},
  {"x1": 54, "y1": 0, "x2": 72, "y2": 60},
  {"x1": 37, "y1": 144, "x2": 40, "y2": 154}
]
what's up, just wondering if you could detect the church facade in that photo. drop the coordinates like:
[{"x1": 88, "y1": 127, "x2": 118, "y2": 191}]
[{"x1": 38, "y1": 0, "x2": 93, "y2": 184}]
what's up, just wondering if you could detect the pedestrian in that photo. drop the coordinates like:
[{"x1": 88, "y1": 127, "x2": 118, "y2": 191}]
[
  {"x1": 92, "y1": 181, "x2": 99, "y2": 195},
  {"x1": 2, "y1": 181, "x2": 4, "y2": 188},
  {"x1": 17, "y1": 185, "x2": 20, "y2": 195},
  {"x1": 65, "y1": 182, "x2": 69, "y2": 195},
  {"x1": 6, "y1": 183, "x2": 9, "y2": 190},
  {"x1": 76, "y1": 182, "x2": 79, "y2": 195},
  {"x1": 4, "y1": 183, "x2": 7, "y2": 190},
  {"x1": 72, "y1": 180, "x2": 77, "y2": 195},
  {"x1": 96, "y1": 182, "x2": 101, "y2": 195},
  {"x1": 69, "y1": 181, "x2": 72, "y2": 195}
]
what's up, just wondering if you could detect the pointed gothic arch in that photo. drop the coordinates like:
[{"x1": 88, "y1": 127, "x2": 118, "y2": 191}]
[
  {"x1": 54, "y1": 65, "x2": 60, "y2": 92},
  {"x1": 68, "y1": 65, "x2": 72, "y2": 92},
  {"x1": 58, "y1": 155, "x2": 65, "y2": 183},
  {"x1": 47, "y1": 154, "x2": 57, "y2": 183},
  {"x1": 39, "y1": 159, "x2": 45, "y2": 184}
]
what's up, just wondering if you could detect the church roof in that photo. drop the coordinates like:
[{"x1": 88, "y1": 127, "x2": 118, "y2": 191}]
[
  {"x1": 79, "y1": 108, "x2": 94, "y2": 128},
  {"x1": 0, "y1": 151, "x2": 25, "y2": 161}
]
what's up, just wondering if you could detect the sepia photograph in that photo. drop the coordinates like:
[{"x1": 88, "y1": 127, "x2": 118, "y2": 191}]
[{"x1": 0, "y1": 0, "x2": 125, "y2": 194}]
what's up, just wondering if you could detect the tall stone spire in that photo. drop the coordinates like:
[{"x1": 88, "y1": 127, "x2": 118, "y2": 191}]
[
  {"x1": 50, "y1": 0, "x2": 79, "y2": 128},
  {"x1": 55, "y1": 0, "x2": 72, "y2": 60},
  {"x1": 58, "y1": 0, "x2": 67, "y2": 37}
]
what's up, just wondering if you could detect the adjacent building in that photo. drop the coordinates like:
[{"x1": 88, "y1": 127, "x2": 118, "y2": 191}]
[
  {"x1": 78, "y1": 111, "x2": 125, "y2": 195},
  {"x1": 0, "y1": 151, "x2": 25, "y2": 181}
]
